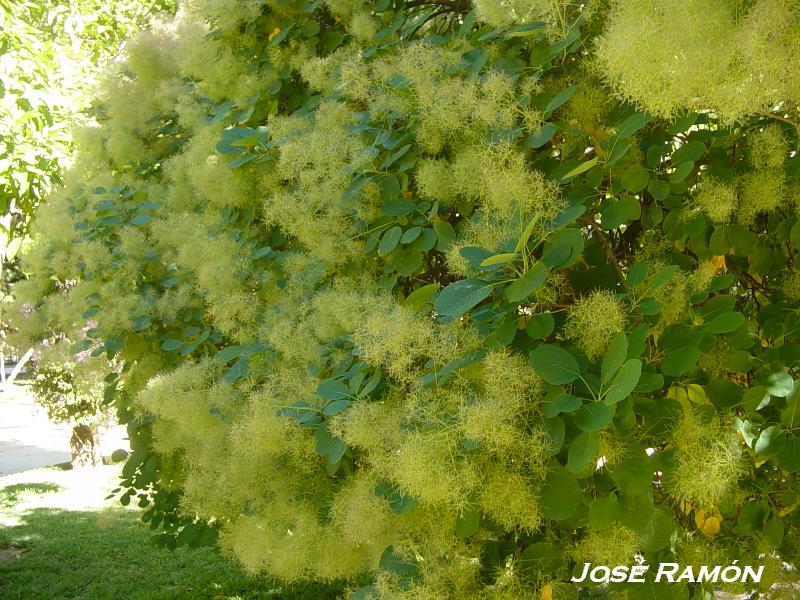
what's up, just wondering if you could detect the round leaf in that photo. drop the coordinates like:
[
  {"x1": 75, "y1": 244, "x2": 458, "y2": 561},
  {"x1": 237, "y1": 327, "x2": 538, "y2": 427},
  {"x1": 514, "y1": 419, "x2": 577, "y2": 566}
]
[
  {"x1": 521, "y1": 542, "x2": 563, "y2": 574},
  {"x1": 567, "y1": 431, "x2": 601, "y2": 474},
  {"x1": 526, "y1": 312, "x2": 555, "y2": 340},
  {"x1": 529, "y1": 345, "x2": 581, "y2": 385},
  {"x1": 575, "y1": 401, "x2": 615, "y2": 432},
  {"x1": 540, "y1": 468, "x2": 582, "y2": 521}
]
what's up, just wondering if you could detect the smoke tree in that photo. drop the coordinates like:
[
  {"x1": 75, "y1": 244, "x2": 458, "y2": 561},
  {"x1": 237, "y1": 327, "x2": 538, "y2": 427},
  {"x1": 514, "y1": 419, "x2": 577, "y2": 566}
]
[{"x1": 11, "y1": 0, "x2": 800, "y2": 597}]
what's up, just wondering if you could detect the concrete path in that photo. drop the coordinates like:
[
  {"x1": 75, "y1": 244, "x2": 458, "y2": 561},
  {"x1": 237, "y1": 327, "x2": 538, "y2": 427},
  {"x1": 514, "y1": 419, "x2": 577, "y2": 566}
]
[{"x1": 0, "y1": 382, "x2": 128, "y2": 476}]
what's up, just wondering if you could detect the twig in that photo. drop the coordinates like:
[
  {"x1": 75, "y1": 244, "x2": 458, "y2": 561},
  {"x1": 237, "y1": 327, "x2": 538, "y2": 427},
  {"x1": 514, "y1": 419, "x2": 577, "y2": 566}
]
[
  {"x1": 587, "y1": 219, "x2": 631, "y2": 293},
  {"x1": 404, "y1": 0, "x2": 469, "y2": 11}
]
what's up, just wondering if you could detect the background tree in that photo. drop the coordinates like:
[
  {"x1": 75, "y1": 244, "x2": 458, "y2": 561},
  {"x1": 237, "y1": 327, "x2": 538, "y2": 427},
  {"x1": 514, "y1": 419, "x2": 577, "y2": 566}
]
[
  {"x1": 0, "y1": 0, "x2": 174, "y2": 378},
  {"x1": 0, "y1": 0, "x2": 174, "y2": 462},
  {"x1": 10, "y1": 0, "x2": 800, "y2": 598}
]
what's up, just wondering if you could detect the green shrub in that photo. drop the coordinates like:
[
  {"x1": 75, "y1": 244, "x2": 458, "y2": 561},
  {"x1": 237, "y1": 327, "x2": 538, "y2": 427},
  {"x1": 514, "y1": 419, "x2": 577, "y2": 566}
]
[{"x1": 12, "y1": 0, "x2": 800, "y2": 597}]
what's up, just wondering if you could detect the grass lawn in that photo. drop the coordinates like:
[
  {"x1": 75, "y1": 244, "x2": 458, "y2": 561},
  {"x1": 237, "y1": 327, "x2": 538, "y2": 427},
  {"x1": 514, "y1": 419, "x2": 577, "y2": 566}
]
[{"x1": 0, "y1": 465, "x2": 354, "y2": 599}]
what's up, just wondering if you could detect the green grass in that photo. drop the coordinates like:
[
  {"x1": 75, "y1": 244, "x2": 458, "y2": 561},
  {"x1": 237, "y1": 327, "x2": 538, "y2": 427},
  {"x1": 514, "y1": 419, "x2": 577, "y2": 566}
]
[
  {"x1": 0, "y1": 482, "x2": 63, "y2": 508},
  {"x1": 0, "y1": 480, "x2": 355, "y2": 600}
]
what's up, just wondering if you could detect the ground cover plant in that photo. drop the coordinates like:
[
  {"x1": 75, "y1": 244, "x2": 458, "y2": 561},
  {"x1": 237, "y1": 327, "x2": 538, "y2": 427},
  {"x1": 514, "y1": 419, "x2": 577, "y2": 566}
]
[{"x1": 10, "y1": 0, "x2": 800, "y2": 598}]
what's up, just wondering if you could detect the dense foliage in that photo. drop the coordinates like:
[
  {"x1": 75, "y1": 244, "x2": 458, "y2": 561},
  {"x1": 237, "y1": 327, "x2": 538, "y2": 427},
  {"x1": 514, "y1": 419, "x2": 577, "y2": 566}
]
[
  {"x1": 0, "y1": 0, "x2": 174, "y2": 346},
  {"x1": 12, "y1": 0, "x2": 800, "y2": 597},
  {"x1": 0, "y1": 0, "x2": 173, "y2": 235}
]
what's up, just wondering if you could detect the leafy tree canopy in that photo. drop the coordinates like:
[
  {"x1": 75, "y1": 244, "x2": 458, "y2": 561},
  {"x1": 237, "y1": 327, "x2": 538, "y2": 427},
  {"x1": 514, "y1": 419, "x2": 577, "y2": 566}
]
[{"x1": 0, "y1": 0, "x2": 173, "y2": 255}]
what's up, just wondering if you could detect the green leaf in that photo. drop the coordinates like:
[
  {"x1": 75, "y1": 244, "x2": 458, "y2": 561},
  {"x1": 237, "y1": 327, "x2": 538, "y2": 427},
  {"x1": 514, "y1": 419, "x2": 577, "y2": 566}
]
[
  {"x1": 649, "y1": 264, "x2": 678, "y2": 289},
  {"x1": 404, "y1": 283, "x2": 439, "y2": 310},
  {"x1": 400, "y1": 226, "x2": 422, "y2": 244},
  {"x1": 670, "y1": 160, "x2": 695, "y2": 183},
  {"x1": 379, "y1": 143, "x2": 412, "y2": 170},
  {"x1": 455, "y1": 508, "x2": 481, "y2": 537},
  {"x1": 505, "y1": 262, "x2": 548, "y2": 302},
  {"x1": 529, "y1": 345, "x2": 581, "y2": 385},
  {"x1": 755, "y1": 426, "x2": 785, "y2": 458},
  {"x1": 480, "y1": 252, "x2": 516, "y2": 267},
  {"x1": 383, "y1": 198, "x2": 415, "y2": 216},
  {"x1": 601, "y1": 332, "x2": 628, "y2": 384},
  {"x1": 603, "y1": 359, "x2": 642, "y2": 406},
  {"x1": 161, "y1": 339, "x2": 183, "y2": 352},
  {"x1": 620, "y1": 163, "x2": 650, "y2": 192},
  {"x1": 514, "y1": 216, "x2": 539, "y2": 255},
  {"x1": 626, "y1": 262, "x2": 649, "y2": 288},
  {"x1": 543, "y1": 416, "x2": 565, "y2": 455},
  {"x1": 542, "y1": 228, "x2": 584, "y2": 267},
  {"x1": 379, "y1": 545, "x2": 418, "y2": 577},
  {"x1": 435, "y1": 279, "x2": 494, "y2": 322},
  {"x1": 648, "y1": 178, "x2": 670, "y2": 201},
  {"x1": 540, "y1": 468, "x2": 582, "y2": 521},
  {"x1": 766, "y1": 372, "x2": 793, "y2": 397},
  {"x1": 568, "y1": 431, "x2": 601, "y2": 474},
  {"x1": 615, "y1": 112, "x2": 651, "y2": 139},
  {"x1": 619, "y1": 494, "x2": 655, "y2": 530},
  {"x1": 558, "y1": 156, "x2": 598, "y2": 182},
  {"x1": 322, "y1": 399, "x2": 351, "y2": 416},
  {"x1": 524, "y1": 123, "x2": 557, "y2": 148},
  {"x1": 589, "y1": 493, "x2": 622, "y2": 529},
  {"x1": 734, "y1": 500, "x2": 768, "y2": 536},
  {"x1": 777, "y1": 435, "x2": 800, "y2": 472},
  {"x1": 782, "y1": 386, "x2": 800, "y2": 427},
  {"x1": 606, "y1": 140, "x2": 632, "y2": 166},
  {"x1": 639, "y1": 507, "x2": 675, "y2": 551},
  {"x1": 375, "y1": 482, "x2": 418, "y2": 515},
  {"x1": 763, "y1": 510, "x2": 785, "y2": 550},
  {"x1": 379, "y1": 226, "x2": 402, "y2": 254},
  {"x1": 672, "y1": 140, "x2": 706, "y2": 164},
  {"x1": 551, "y1": 204, "x2": 586, "y2": 229},
  {"x1": 223, "y1": 356, "x2": 249, "y2": 385},
  {"x1": 317, "y1": 379, "x2": 351, "y2": 401},
  {"x1": 227, "y1": 153, "x2": 257, "y2": 169},
  {"x1": 130, "y1": 213, "x2": 151, "y2": 225},
  {"x1": 350, "y1": 585, "x2": 380, "y2": 600},
  {"x1": 542, "y1": 391, "x2": 583, "y2": 418},
  {"x1": 609, "y1": 450, "x2": 654, "y2": 495},
  {"x1": 707, "y1": 379, "x2": 743, "y2": 410},
  {"x1": 543, "y1": 84, "x2": 578, "y2": 116},
  {"x1": 71, "y1": 339, "x2": 93, "y2": 354},
  {"x1": 637, "y1": 298, "x2": 663, "y2": 315},
  {"x1": 505, "y1": 21, "x2": 547, "y2": 37},
  {"x1": 526, "y1": 312, "x2": 555, "y2": 340},
  {"x1": 433, "y1": 221, "x2": 456, "y2": 248},
  {"x1": 791, "y1": 220, "x2": 800, "y2": 249},
  {"x1": 215, "y1": 345, "x2": 243, "y2": 364},
  {"x1": 315, "y1": 424, "x2": 347, "y2": 464},
  {"x1": 661, "y1": 347, "x2": 701, "y2": 377},
  {"x1": 521, "y1": 542, "x2": 563, "y2": 574},
  {"x1": 600, "y1": 196, "x2": 639, "y2": 229},
  {"x1": 575, "y1": 401, "x2": 615, "y2": 432},
  {"x1": 707, "y1": 311, "x2": 745, "y2": 334}
]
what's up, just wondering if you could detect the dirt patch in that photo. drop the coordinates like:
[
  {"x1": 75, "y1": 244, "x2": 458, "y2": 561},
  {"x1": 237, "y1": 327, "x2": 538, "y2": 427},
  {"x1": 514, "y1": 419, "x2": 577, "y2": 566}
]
[{"x1": 0, "y1": 545, "x2": 27, "y2": 563}]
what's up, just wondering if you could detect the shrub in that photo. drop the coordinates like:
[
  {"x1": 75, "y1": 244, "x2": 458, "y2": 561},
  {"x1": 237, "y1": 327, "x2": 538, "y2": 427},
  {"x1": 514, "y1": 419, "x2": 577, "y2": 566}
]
[
  {"x1": 28, "y1": 332, "x2": 108, "y2": 466},
  {"x1": 11, "y1": 0, "x2": 800, "y2": 597}
]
